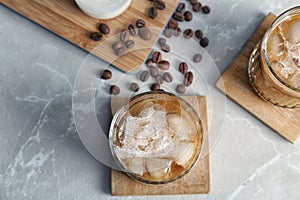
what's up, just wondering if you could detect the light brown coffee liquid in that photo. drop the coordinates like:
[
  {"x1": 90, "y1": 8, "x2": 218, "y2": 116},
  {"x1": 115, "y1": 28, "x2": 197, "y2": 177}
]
[{"x1": 113, "y1": 96, "x2": 202, "y2": 183}]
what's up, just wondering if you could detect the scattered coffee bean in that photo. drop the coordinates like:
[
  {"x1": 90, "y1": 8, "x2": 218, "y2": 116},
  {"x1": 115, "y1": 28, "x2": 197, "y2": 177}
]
[
  {"x1": 148, "y1": 7, "x2": 158, "y2": 19},
  {"x1": 139, "y1": 27, "x2": 152, "y2": 40},
  {"x1": 168, "y1": 19, "x2": 178, "y2": 29},
  {"x1": 151, "y1": 83, "x2": 160, "y2": 91},
  {"x1": 190, "y1": 0, "x2": 198, "y2": 5},
  {"x1": 136, "y1": 19, "x2": 146, "y2": 28},
  {"x1": 184, "y1": 71, "x2": 194, "y2": 87},
  {"x1": 158, "y1": 60, "x2": 170, "y2": 70},
  {"x1": 184, "y1": 11, "x2": 193, "y2": 21},
  {"x1": 150, "y1": 66, "x2": 159, "y2": 77},
  {"x1": 195, "y1": 30, "x2": 203, "y2": 40},
  {"x1": 176, "y1": 84, "x2": 186, "y2": 93},
  {"x1": 164, "y1": 27, "x2": 173, "y2": 38},
  {"x1": 140, "y1": 70, "x2": 150, "y2": 82},
  {"x1": 90, "y1": 32, "x2": 103, "y2": 41},
  {"x1": 193, "y1": 53, "x2": 202, "y2": 63},
  {"x1": 99, "y1": 23, "x2": 110, "y2": 35},
  {"x1": 115, "y1": 47, "x2": 128, "y2": 56},
  {"x1": 120, "y1": 29, "x2": 129, "y2": 42},
  {"x1": 130, "y1": 82, "x2": 139, "y2": 92},
  {"x1": 174, "y1": 27, "x2": 181, "y2": 37},
  {"x1": 179, "y1": 62, "x2": 188, "y2": 74},
  {"x1": 177, "y1": 2, "x2": 186, "y2": 13},
  {"x1": 110, "y1": 85, "x2": 120, "y2": 95},
  {"x1": 202, "y1": 5, "x2": 211, "y2": 14},
  {"x1": 128, "y1": 24, "x2": 137, "y2": 36},
  {"x1": 163, "y1": 72, "x2": 173, "y2": 82},
  {"x1": 183, "y1": 29, "x2": 193, "y2": 39},
  {"x1": 156, "y1": 75, "x2": 164, "y2": 84},
  {"x1": 200, "y1": 37, "x2": 209, "y2": 47},
  {"x1": 192, "y1": 2, "x2": 202, "y2": 12},
  {"x1": 146, "y1": 58, "x2": 154, "y2": 67},
  {"x1": 158, "y1": 37, "x2": 167, "y2": 46},
  {"x1": 152, "y1": 51, "x2": 162, "y2": 63},
  {"x1": 125, "y1": 40, "x2": 135, "y2": 48},
  {"x1": 173, "y1": 12, "x2": 185, "y2": 22},
  {"x1": 161, "y1": 43, "x2": 170, "y2": 53},
  {"x1": 154, "y1": 0, "x2": 166, "y2": 10},
  {"x1": 100, "y1": 69, "x2": 112, "y2": 80},
  {"x1": 112, "y1": 41, "x2": 124, "y2": 50}
]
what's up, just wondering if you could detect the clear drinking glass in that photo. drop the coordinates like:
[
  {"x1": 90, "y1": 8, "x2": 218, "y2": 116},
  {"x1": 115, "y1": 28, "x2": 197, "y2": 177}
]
[
  {"x1": 109, "y1": 91, "x2": 203, "y2": 184},
  {"x1": 248, "y1": 6, "x2": 300, "y2": 108}
]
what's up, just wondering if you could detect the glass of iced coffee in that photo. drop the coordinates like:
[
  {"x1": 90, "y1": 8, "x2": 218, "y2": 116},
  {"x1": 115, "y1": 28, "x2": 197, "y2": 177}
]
[
  {"x1": 248, "y1": 6, "x2": 300, "y2": 108},
  {"x1": 109, "y1": 92, "x2": 203, "y2": 184}
]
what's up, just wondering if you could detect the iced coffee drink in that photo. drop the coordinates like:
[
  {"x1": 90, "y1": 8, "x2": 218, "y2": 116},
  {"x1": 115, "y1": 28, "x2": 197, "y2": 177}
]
[
  {"x1": 109, "y1": 92, "x2": 203, "y2": 184},
  {"x1": 249, "y1": 6, "x2": 300, "y2": 108}
]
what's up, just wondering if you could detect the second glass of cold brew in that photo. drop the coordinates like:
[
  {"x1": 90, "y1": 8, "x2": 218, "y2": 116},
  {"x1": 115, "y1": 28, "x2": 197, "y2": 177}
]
[{"x1": 249, "y1": 6, "x2": 300, "y2": 108}]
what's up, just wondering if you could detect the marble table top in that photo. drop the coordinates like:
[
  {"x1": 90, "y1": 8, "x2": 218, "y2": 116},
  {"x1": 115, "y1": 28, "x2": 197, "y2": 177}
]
[{"x1": 1, "y1": 0, "x2": 299, "y2": 199}]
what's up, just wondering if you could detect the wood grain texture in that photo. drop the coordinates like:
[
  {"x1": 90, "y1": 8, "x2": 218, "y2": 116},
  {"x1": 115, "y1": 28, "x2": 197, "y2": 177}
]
[
  {"x1": 216, "y1": 13, "x2": 300, "y2": 144},
  {"x1": 1, "y1": 0, "x2": 179, "y2": 72},
  {"x1": 110, "y1": 96, "x2": 210, "y2": 196}
]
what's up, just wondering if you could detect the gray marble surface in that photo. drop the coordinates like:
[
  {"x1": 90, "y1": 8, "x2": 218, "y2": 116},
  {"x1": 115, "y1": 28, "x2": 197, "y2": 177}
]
[{"x1": 1, "y1": 0, "x2": 300, "y2": 200}]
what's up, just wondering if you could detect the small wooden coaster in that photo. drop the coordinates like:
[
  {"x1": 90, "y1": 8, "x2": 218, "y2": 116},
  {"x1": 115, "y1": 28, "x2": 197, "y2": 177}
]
[
  {"x1": 216, "y1": 13, "x2": 300, "y2": 144},
  {"x1": 110, "y1": 96, "x2": 210, "y2": 196}
]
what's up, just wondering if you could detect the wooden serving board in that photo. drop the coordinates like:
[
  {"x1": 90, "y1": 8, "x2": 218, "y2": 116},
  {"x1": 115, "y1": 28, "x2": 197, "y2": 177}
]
[
  {"x1": 110, "y1": 96, "x2": 210, "y2": 196},
  {"x1": 216, "y1": 13, "x2": 300, "y2": 144},
  {"x1": 1, "y1": 0, "x2": 179, "y2": 72}
]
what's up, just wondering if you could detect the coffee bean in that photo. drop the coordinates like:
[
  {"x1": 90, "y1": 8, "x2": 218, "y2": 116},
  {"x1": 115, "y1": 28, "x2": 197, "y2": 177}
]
[
  {"x1": 161, "y1": 43, "x2": 170, "y2": 53},
  {"x1": 200, "y1": 37, "x2": 209, "y2": 47},
  {"x1": 128, "y1": 24, "x2": 137, "y2": 36},
  {"x1": 202, "y1": 5, "x2": 211, "y2": 14},
  {"x1": 179, "y1": 62, "x2": 188, "y2": 74},
  {"x1": 136, "y1": 19, "x2": 146, "y2": 28},
  {"x1": 154, "y1": 0, "x2": 166, "y2": 10},
  {"x1": 193, "y1": 53, "x2": 202, "y2": 63},
  {"x1": 164, "y1": 28, "x2": 173, "y2": 38},
  {"x1": 183, "y1": 29, "x2": 193, "y2": 39},
  {"x1": 192, "y1": 2, "x2": 202, "y2": 12},
  {"x1": 176, "y1": 84, "x2": 186, "y2": 93},
  {"x1": 150, "y1": 66, "x2": 159, "y2": 77},
  {"x1": 100, "y1": 69, "x2": 112, "y2": 80},
  {"x1": 184, "y1": 71, "x2": 194, "y2": 87},
  {"x1": 151, "y1": 83, "x2": 160, "y2": 91},
  {"x1": 146, "y1": 59, "x2": 154, "y2": 67},
  {"x1": 130, "y1": 83, "x2": 139, "y2": 92},
  {"x1": 163, "y1": 72, "x2": 173, "y2": 82},
  {"x1": 158, "y1": 60, "x2": 170, "y2": 70},
  {"x1": 152, "y1": 51, "x2": 162, "y2": 63},
  {"x1": 195, "y1": 30, "x2": 203, "y2": 40},
  {"x1": 177, "y1": 2, "x2": 185, "y2": 13},
  {"x1": 139, "y1": 27, "x2": 152, "y2": 40},
  {"x1": 125, "y1": 40, "x2": 135, "y2": 48},
  {"x1": 174, "y1": 27, "x2": 181, "y2": 37},
  {"x1": 173, "y1": 12, "x2": 185, "y2": 22},
  {"x1": 90, "y1": 32, "x2": 102, "y2": 41},
  {"x1": 190, "y1": 0, "x2": 198, "y2": 5},
  {"x1": 120, "y1": 29, "x2": 129, "y2": 41},
  {"x1": 168, "y1": 19, "x2": 178, "y2": 29},
  {"x1": 158, "y1": 37, "x2": 167, "y2": 46},
  {"x1": 184, "y1": 11, "x2": 193, "y2": 21},
  {"x1": 99, "y1": 23, "x2": 110, "y2": 35},
  {"x1": 115, "y1": 47, "x2": 128, "y2": 56},
  {"x1": 110, "y1": 85, "x2": 120, "y2": 95},
  {"x1": 140, "y1": 70, "x2": 150, "y2": 82},
  {"x1": 156, "y1": 75, "x2": 164, "y2": 85},
  {"x1": 148, "y1": 7, "x2": 158, "y2": 19},
  {"x1": 112, "y1": 41, "x2": 124, "y2": 50}
]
